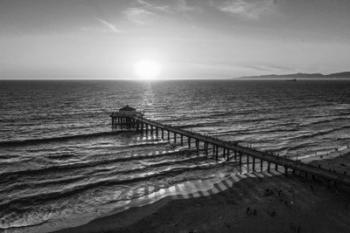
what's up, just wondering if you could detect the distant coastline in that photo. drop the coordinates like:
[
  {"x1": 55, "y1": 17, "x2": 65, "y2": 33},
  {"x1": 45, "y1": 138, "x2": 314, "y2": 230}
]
[{"x1": 240, "y1": 71, "x2": 350, "y2": 80}]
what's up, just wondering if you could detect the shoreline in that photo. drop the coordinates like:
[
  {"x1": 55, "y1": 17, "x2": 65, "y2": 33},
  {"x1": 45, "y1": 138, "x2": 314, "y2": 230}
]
[{"x1": 53, "y1": 152, "x2": 350, "y2": 233}]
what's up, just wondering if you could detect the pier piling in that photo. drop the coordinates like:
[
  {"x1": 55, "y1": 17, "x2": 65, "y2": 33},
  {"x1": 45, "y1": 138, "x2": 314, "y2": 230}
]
[{"x1": 110, "y1": 106, "x2": 350, "y2": 189}]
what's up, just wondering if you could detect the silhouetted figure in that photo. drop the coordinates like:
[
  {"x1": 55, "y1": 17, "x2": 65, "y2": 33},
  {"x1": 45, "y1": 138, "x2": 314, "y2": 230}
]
[
  {"x1": 297, "y1": 225, "x2": 301, "y2": 233},
  {"x1": 310, "y1": 185, "x2": 314, "y2": 192},
  {"x1": 270, "y1": 210, "x2": 276, "y2": 217},
  {"x1": 253, "y1": 209, "x2": 257, "y2": 216}
]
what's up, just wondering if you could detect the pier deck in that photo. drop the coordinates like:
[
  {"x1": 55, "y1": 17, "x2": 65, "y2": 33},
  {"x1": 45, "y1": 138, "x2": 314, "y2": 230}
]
[{"x1": 111, "y1": 110, "x2": 350, "y2": 189}]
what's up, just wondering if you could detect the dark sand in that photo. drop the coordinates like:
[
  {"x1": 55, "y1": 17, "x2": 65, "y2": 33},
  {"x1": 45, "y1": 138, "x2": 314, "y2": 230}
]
[
  {"x1": 55, "y1": 153, "x2": 350, "y2": 233},
  {"x1": 312, "y1": 151, "x2": 350, "y2": 175}
]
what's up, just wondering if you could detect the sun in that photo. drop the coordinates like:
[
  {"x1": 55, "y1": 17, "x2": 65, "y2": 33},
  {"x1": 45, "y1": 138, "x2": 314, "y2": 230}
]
[{"x1": 134, "y1": 60, "x2": 161, "y2": 80}]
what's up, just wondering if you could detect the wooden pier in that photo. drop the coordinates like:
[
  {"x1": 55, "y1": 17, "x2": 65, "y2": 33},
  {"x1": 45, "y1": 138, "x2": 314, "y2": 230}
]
[{"x1": 111, "y1": 106, "x2": 350, "y2": 189}]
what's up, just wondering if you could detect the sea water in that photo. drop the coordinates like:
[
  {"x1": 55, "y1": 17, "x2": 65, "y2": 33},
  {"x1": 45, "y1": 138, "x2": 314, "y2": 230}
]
[{"x1": 1, "y1": 80, "x2": 350, "y2": 232}]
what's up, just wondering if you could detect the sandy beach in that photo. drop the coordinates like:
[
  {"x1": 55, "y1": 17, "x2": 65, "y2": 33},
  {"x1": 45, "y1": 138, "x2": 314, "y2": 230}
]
[{"x1": 54, "y1": 153, "x2": 350, "y2": 233}]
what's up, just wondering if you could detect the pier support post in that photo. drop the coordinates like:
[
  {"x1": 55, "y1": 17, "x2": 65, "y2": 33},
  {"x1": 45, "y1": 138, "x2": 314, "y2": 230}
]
[
  {"x1": 188, "y1": 137, "x2": 191, "y2": 148},
  {"x1": 196, "y1": 139, "x2": 199, "y2": 155},
  {"x1": 234, "y1": 150, "x2": 237, "y2": 160},
  {"x1": 260, "y1": 159, "x2": 263, "y2": 172},
  {"x1": 181, "y1": 135, "x2": 184, "y2": 146},
  {"x1": 156, "y1": 127, "x2": 159, "y2": 138},
  {"x1": 239, "y1": 152, "x2": 242, "y2": 167},
  {"x1": 161, "y1": 129, "x2": 164, "y2": 139},
  {"x1": 247, "y1": 156, "x2": 250, "y2": 172},
  {"x1": 135, "y1": 120, "x2": 138, "y2": 131},
  {"x1": 226, "y1": 149, "x2": 230, "y2": 161},
  {"x1": 174, "y1": 133, "x2": 177, "y2": 143},
  {"x1": 167, "y1": 130, "x2": 170, "y2": 141},
  {"x1": 268, "y1": 162, "x2": 271, "y2": 173},
  {"x1": 204, "y1": 142, "x2": 209, "y2": 158},
  {"x1": 253, "y1": 157, "x2": 256, "y2": 172},
  {"x1": 145, "y1": 124, "x2": 149, "y2": 135},
  {"x1": 150, "y1": 125, "x2": 154, "y2": 135},
  {"x1": 215, "y1": 145, "x2": 219, "y2": 161},
  {"x1": 275, "y1": 163, "x2": 278, "y2": 172}
]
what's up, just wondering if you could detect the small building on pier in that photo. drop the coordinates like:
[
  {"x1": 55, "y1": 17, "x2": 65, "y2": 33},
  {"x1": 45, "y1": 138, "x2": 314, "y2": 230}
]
[{"x1": 111, "y1": 105, "x2": 143, "y2": 129}]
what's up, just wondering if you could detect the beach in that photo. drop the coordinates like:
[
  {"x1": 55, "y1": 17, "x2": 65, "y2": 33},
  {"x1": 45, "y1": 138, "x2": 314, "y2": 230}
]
[{"x1": 54, "y1": 152, "x2": 350, "y2": 233}]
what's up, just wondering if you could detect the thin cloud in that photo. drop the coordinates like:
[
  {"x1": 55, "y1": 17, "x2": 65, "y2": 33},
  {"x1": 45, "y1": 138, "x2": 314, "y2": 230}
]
[
  {"x1": 137, "y1": 0, "x2": 153, "y2": 8},
  {"x1": 137, "y1": 0, "x2": 170, "y2": 12},
  {"x1": 218, "y1": 0, "x2": 276, "y2": 19},
  {"x1": 95, "y1": 17, "x2": 121, "y2": 33},
  {"x1": 177, "y1": 0, "x2": 201, "y2": 12},
  {"x1": 123, "y1": 7, "x2": 155, "y2": 24},
  {"x1": 239, "y1": 63, "x2": 293, "y2": 73}
]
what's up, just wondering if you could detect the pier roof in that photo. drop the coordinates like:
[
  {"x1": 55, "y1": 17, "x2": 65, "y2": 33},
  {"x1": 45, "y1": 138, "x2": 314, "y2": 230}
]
[{"x1": 119, "y1": 105, "x2": 136, "y2": 112}]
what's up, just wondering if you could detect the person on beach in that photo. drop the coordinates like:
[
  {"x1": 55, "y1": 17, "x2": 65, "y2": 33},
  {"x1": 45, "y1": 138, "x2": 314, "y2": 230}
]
[
  {"x1": 246, "y1": 207, "x2": 250, "y2": 215},
  {"x1": 297, "y1": 225, "x2": 301, "y2": 233}
]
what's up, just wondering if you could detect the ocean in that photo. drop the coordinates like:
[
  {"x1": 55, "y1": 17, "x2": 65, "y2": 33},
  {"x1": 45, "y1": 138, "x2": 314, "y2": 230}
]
[{"x1": 1, "y1": 80, "x2": 350, "y2": 232}]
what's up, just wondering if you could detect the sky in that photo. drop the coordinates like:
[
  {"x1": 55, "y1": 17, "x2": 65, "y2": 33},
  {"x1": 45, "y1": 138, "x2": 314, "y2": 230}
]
[{"x1": 0, "y1": 0, "x2": 350, "y2": 79}]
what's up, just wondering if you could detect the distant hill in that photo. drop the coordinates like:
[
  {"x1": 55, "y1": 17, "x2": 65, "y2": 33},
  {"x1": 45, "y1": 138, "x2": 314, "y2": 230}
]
[
  {"x1": 241, "y1": 72, "x2": 350, "y2": 79},
  {"x1": 326, "y1": 72, "x2": 350, "y2": 78}
]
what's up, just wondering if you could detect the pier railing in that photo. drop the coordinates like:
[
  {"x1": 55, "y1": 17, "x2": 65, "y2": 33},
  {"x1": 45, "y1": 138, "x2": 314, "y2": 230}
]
[{"x1": 111, "y1": 112, "x2": 350, "y2": 188}]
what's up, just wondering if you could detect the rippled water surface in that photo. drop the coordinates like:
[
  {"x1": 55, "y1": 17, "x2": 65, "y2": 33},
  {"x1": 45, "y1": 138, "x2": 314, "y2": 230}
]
[{"x1": 1, "y1": 80, "x2": 350, "y2": 232}]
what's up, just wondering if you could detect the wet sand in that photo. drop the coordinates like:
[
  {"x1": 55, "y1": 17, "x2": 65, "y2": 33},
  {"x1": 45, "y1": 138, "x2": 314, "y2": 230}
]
[
  {"x1": 312, "y1": 152, "x2": 350, "y2": 175},
  {"x1": 54, "y1": 153, "x2": 350, "y2": 233}
]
